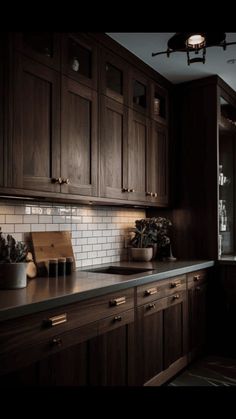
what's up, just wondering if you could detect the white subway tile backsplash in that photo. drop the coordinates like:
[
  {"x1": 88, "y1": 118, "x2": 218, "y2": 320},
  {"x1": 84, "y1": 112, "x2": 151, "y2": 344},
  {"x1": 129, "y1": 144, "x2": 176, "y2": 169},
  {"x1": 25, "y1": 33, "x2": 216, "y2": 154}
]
[
  {"x1": 39, "y1": 215, "x2": 53, "y2": 224},
  {"x1": 0, "y1": 224, "x2": 14, "y2": 233},
  {"x1": 6, "y1": 215, "x2": 23, "y2": 224},
  {"x1": 31, "y1": 224, "x2": 46, "y2": 232},
  {"x1": 15, "y1": 224, "x2": 31, "y2": 233},
  {"x1": 23, "y1": 215, "x2": 39, "y2": 224},
  {"x1": 0, "y1": 202, "x2": 145, "y2": 268},
  {"x1": 46, "y1": 224, "x2": 59, "y2": 231},
  {"x1": 0, "y1": 215, "x2": 5, "y2": 224}
]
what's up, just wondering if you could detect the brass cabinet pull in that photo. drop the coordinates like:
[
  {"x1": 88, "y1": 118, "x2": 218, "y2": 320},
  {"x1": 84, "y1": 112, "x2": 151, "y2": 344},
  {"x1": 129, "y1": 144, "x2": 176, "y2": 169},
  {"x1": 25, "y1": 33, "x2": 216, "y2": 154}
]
[
  {"x1": 146, "y1": 191, "x2": 152, "y2": 196},
  {"x1": 113, "y1": 315, "x2": 122, "y2": 322},
  {"x1": 153, "y1": 193, "x2": 157, "y2": 198},
  {"x1": 194, "y1": 275, "x2": 200, "y2": 281},
  {"x1": 172, "y1": 294, "x2": 180, "y2": 300},
  {"x1": 147, "y1": 303, "x2": 156, "y2": 310},
  {"x1": 170, "y1": 281, "x2": 181, "y2": 288},
  {"x1": 109, "y1": 296, "x2": 126, "y2": 307},
  {"x1": 51, "y1": 177, "x2": 63, "y2": 185},
  {"x1": 43, "y1": 313, "x2": 67, "y2": 328},
  {"x1": 144, "y1": 287, "x2": 157, "y2": 296},
  {"x1": 122, "y1": 188, "x2": 129, "y2": 192},
  {"x1": 62, "y1": 178, "x2": 70, "y2": 184},
  {"x1": 51, "y1": 337, "x2": 62, "y2": 347},
  {"x1": 128, "y1": 189, "x2": 135, "y2": 193}
]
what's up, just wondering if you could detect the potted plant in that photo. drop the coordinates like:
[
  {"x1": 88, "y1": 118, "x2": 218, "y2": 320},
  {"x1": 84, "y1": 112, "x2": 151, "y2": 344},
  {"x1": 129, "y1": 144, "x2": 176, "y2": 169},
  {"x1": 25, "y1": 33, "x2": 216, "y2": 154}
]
[
  {"x1": 129, "y1": 219, "x2": 153, "y2": 261},
  {"x1": 129, "y1": 217, "x2": 174, "y2": 261},
  {"x1": 0, "y1": 229, "x2": 28, "y2": 289},
  {"x1": 147, "y1": 217, "x2": 172, "y2": 259}
]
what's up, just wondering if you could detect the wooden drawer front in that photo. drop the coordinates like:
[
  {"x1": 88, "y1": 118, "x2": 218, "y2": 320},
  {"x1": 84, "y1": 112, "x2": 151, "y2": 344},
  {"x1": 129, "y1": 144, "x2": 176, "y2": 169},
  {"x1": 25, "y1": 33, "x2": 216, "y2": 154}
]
[
  {"x1": 98, "y1": 309, "x2": 134, "y2": 335},
  {"x1": 143, "y1": 291, "x2": 186, "y2": 318},
  {"x1": 0, "y1": 322, "x2": 97, "y2": 376},
  {"x1": 187, "y1": 270, "x2": 207, "y2": 289},
  {"x1": 0, "y1": 288, "x2": 134, "y2": 355},
  {"x1": 137, "y1": 275, "x2": 186, "y2": 306}
]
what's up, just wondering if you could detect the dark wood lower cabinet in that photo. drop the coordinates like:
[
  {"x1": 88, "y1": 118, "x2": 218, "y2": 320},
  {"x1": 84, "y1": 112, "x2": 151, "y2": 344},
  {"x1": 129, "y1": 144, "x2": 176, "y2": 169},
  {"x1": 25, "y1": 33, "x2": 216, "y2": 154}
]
[
  {"x1": 0, "y1": 270, "x2": 211, "y2": 386},
  {"x1": 89, "y1": 322, "x2": 135, "y2": 386},
  {"x1": 188, "y1": 276, "x2": 207, "y2": 361},
  {"x1": 137, "y1": 291, "x2": 187, "y2": 386}
]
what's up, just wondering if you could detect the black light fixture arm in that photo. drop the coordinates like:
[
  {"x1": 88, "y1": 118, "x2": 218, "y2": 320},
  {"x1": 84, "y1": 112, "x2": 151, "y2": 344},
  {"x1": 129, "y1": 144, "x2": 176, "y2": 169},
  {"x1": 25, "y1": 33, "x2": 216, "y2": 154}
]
[{"x1": 152, "y1": 33, "x2": 236, "y2": 65}]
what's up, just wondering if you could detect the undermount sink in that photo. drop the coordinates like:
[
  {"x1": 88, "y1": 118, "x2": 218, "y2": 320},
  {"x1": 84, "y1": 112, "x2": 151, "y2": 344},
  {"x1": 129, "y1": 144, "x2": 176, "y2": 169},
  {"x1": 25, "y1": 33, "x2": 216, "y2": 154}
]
[{"x1": 83, "y1": 266, "x2": 154, "y2": 275}]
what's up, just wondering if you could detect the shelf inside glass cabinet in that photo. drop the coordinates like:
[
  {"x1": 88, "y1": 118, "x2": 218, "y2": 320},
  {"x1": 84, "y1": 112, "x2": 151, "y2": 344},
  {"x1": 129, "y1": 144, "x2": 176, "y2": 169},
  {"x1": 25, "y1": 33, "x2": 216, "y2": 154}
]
[{"x1": 218, "y1": 97, "x2": 236, "y2": 256}]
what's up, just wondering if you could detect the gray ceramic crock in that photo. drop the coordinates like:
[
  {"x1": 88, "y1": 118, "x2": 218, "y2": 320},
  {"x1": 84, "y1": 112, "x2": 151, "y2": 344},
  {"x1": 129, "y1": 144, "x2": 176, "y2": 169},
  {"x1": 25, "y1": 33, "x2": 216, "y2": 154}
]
[{"x1": 0, "y1": 263, "x2": 27, "y2": 289}]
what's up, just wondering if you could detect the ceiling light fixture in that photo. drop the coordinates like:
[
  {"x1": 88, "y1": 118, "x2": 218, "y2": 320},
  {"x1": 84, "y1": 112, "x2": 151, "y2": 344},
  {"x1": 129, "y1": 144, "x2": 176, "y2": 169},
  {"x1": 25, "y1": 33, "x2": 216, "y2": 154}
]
[{"x1": 152, "y1": 32, "x2": 236, "y2": 65}]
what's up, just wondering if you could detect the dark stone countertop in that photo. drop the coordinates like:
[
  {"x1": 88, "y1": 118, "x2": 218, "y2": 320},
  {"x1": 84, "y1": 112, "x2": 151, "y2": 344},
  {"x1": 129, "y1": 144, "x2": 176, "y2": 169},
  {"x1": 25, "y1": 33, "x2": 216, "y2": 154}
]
[{"x1": 0, "y1": 259, "x2": 215, "y2": 322}]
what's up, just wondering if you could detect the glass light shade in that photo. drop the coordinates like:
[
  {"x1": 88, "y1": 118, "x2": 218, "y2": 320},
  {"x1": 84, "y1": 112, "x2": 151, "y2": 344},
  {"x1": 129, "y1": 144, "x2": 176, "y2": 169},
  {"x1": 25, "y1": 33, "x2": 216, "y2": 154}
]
[{"x1": 186, "y1": 34, "x2": 206, "y2": 49}]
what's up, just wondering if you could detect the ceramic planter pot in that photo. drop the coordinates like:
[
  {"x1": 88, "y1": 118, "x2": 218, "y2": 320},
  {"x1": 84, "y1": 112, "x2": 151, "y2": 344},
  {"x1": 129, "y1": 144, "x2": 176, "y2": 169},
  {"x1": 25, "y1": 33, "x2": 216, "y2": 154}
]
[
  {"x1": 0, "y1": 263, "x2": 27, "y2": 289},
  {"x1": 130, "y1": 247, "x2": 153, "y2": 262}
]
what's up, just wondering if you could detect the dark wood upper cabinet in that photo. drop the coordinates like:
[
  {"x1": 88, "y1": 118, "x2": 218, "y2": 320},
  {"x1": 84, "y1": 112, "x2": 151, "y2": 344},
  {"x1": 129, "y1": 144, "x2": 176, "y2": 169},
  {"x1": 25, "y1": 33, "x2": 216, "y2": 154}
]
[
  {"x1": 100, "y1": 49, "x2": 129, "y2": 105},
  {"x1": 0, "y1": 35, "x2": 4, "y2": 187},
  {"x1": 61, "y1": 76, "x2": 98, "y2": 197},
  {"x1": 151, "y1": 82, "x2": 169, "y2": 125},
  {"x1": 127, "y1": 109, "x2": 149, "y2": 202},
  {"x1": 146, "y1": 121, "x2": 169, "y2": 205},
  {"x1": 100, "y1": 96, "x2": 128, "y2": 200},
  {"x1": 8, "y1": 53, "x2": 61, "y2": 193},
  {"x1": 14, "y1": 32, "x2": 61, "y2": 71},
  {"x1": 2, "y1": 32, "x2": 171, "y2": 206},
  {"x1": 129, "y1": 69, "x2": 151, "y2": 116},
  {"x1": 62, "y1": 33, "x2": 97, "y2": 90}
]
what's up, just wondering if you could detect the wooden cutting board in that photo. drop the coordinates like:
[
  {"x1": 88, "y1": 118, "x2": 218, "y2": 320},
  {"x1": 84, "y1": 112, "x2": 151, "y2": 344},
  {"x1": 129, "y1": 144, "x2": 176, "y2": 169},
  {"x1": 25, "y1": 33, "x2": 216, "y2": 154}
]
[{"x1": 31, "y1": 231, "x2": 75, "y2": 269}]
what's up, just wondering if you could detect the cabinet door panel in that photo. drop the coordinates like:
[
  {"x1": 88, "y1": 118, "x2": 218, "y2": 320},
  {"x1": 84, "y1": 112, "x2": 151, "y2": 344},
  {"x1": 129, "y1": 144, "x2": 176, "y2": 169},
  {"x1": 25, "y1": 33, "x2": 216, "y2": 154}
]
[
  {"x1": 61, "y1": 76, "x2": 98, "y2": 196},
  {"x1": 89, "y1": 320, "x2": 134, "y2": 386},
  {"x1": 100, "y1": 96, "x2": 128, "y2": 199},
  {"x1": 137, "y1": 305, "x2": 163, "y2": 385},
  {"x1": 10, "y1": 53, "x2": 60, "y2": 192},
  {"x1": 190, "y1": 283, "x2": 207, "y2": 355},
  {"x1": 14, "y1": 32, "x2": 60, "y2": 71},
  {"x1": 147, "y1": 121, "x2": 169, "y2": 205},
  {"x1": 0, "y1": 36, "x2": 4, "y2": 186},
  {"x1": 38, "y1": 342, "x2": 88, "y2": 386},
  {"x1": 128, "y1": 110, "x2": 149, "y2": 201},
  {"x1": 164, "y1": 303, "x2": 183, "y2": 369}
]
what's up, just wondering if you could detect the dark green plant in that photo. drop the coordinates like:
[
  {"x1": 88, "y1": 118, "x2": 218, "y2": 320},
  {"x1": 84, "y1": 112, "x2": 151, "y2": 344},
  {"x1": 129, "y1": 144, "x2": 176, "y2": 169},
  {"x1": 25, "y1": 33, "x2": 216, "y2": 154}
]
[
  {"x1": 0, "y1": 228, "x2": 28, "y2": 263},
  {"x1": 130, "y1": 217, "x2": 172, "y2": 249}
]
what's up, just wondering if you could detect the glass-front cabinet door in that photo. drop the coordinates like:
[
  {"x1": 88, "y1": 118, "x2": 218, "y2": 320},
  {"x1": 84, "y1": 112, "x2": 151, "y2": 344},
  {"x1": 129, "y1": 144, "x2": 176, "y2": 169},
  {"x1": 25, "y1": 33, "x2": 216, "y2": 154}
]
[
  {"x1": 150, "y1": 82, "x2": 168, "y2": 125},
  {"x1": 14, "y1": 32, "x2": 61, "y2": 70},
  {"x1": 218, "y1": 95, "x2": 236, "y2": 257},
  {"x1": 100, "y1": 48, "x2": 129, "y2": 104},
  {"x1": 62, "y1": 33, "x2": 97, "y2": 90}
]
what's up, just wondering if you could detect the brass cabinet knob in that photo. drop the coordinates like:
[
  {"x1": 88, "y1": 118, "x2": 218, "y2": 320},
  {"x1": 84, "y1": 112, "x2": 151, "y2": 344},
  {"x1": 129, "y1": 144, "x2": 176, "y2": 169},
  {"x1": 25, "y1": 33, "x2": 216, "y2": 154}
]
[
  {"x1": 113, "y1": 315, "x2": 122, "y2": 322},
  {"x1": 172, "y1": 294, "x2": 180, "y2": 300},
  {"x1": 193, "y1": 275, "x2": 200, "y2": 281},
  {"x1": 153, "y1": 193, "x2": 158, "y2": 198},
  {"x1": 122, "y1": 188, "x2": 129, "y2": 192},
  {"x1": 128, "y1": 189, "x2": 135, "y2": 193},
  {"x1": 52, "y1": 177, "x2": 63, "y2": 185},
  {"x1": 62, "y1": 178, "x2": 70, "y2": 184},
  {"x1": 51, "y1": 337, "x2": 62, "y2": 347},
  {"x1": 147, "y1": 303, "x2": 156, "y2": 310},
  {"x1": 146, "y1": 192, "x2": 152, "y2": 196}
]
